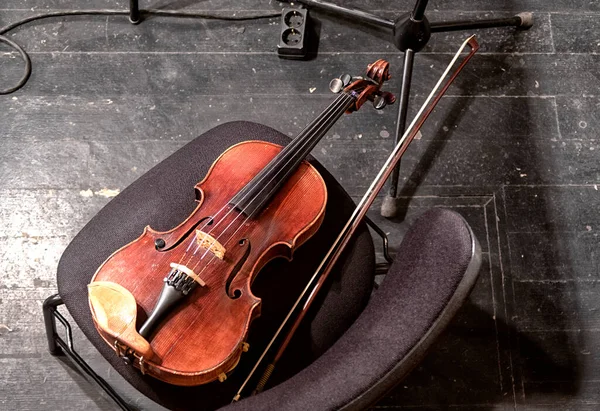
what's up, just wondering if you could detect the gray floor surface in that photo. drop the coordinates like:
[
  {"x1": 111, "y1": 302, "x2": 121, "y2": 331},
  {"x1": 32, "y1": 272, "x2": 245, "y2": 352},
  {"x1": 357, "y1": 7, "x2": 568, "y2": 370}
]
[{"x1": 1, "y1": 1, "x2": 598, "y2": 410}]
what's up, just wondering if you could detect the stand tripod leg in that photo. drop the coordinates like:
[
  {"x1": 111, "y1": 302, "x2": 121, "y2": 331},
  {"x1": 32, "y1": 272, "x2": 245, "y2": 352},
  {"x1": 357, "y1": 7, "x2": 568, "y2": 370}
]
[
  {"x1": 431, "y1": 12, "x2": 533, "y2": 32},
  {"x1": 381, "y1": 49, "x2": 414, "y2": 218},
  {"x1": 297, "y1": 0, "x2": 394, "y2": 28},
  {"x1": 412, "y1": 0, "x2": 429, "y2": 21}
]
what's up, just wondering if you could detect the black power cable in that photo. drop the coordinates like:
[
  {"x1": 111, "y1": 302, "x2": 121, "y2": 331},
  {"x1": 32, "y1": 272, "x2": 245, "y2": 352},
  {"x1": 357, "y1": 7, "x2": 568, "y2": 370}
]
[
  {"x1": 0, "y1": 8, "x2": 282, "y2": 95},
  {"x1": 0, "y1": 35, "x2": 31, "y2": 94}
]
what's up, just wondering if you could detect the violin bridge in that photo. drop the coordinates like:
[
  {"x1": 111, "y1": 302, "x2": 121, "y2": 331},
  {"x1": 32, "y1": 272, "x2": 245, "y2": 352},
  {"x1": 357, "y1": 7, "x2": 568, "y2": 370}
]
[{"x1": 195, "y1": 230, "x2": 226, "y2": 260}]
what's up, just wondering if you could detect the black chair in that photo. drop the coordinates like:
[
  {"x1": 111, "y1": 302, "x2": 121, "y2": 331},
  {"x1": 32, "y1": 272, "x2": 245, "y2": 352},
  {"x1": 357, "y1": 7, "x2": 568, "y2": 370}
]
[{"x1": 43, "y1": 121, "x2": 481, "y2": 410}]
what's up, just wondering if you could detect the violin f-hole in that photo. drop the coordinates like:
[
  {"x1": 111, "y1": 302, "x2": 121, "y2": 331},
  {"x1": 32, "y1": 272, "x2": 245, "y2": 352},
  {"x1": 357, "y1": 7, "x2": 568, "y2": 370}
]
[
  {"x1": 225, "y1": 238, "x2": 251, "y2": 299},
  {"x1": 155, "y1": 216, "x2": 214, "y2": 252}
]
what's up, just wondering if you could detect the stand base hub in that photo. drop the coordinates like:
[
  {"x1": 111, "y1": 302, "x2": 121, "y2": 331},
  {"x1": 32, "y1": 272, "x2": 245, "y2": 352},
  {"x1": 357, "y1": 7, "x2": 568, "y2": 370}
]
[{"x1": 393, "y1": 12, "x2": 431, "y2": 52}]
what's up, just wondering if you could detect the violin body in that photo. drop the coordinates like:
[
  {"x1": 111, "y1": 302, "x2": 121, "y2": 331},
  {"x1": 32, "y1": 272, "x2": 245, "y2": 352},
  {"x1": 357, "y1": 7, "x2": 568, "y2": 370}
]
[{"x1": 89, "y1": 140, "x2": 327, "y2": 386}]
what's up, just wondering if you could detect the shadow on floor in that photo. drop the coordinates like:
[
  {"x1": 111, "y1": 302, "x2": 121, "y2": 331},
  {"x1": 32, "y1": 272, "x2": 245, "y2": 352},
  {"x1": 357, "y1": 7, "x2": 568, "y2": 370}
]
[{"x1": 378, "y1": 301, "x2": 581, "y2": 409}]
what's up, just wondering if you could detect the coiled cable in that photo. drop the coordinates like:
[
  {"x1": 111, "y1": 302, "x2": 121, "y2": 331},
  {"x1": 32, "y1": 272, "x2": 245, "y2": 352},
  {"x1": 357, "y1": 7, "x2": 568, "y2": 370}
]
[{"x1": 0, "y1": 8, "x2": 281, "y2": 95}]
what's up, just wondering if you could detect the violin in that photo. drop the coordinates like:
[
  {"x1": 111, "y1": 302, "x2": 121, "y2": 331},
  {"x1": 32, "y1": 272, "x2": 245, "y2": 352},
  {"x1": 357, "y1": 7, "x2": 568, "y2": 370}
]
[{"x1": 87, "y1": 60, "x2": 395, "y2": 386}]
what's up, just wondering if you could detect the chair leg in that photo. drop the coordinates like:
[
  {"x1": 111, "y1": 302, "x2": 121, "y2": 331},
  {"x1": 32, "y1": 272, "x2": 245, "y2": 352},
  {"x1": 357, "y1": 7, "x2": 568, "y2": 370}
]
[
  {"x1": 43, "y1": 293, "x2": 64, "y2": 355},
  {"x1": 42, "y1": 293, "x2": 133, "y2": 411}
]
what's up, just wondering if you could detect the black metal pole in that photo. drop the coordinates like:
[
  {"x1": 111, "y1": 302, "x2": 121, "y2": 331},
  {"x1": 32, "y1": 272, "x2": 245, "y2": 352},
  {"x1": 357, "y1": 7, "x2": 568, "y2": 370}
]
[
  {"x1": 412, "y1": 0, "x2": 429, "y2": 21},
  {"x1": 129, "y1": 0, "x2": 141, "y2": 24},
  {"x1": 431, "y1": 13, "x2": 532, "y2": 32},
  {"x1": 297, "y1": 0, "x2": 394, "y2": 29},
  {"x1": 381, "y1": 49, "x2": 414, "y2": 218}
]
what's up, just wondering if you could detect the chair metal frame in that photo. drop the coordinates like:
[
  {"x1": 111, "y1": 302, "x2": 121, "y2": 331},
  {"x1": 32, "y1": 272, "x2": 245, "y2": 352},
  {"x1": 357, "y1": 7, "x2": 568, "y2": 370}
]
[{"x1": 43, "y1": 294, "x2": 133, "y2": 411}]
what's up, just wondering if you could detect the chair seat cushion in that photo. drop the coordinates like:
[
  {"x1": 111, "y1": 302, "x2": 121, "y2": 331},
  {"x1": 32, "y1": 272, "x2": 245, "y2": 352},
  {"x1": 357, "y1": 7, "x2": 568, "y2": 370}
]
[{"x1": 57, "y1": 121, "x2": 375, "y2": 410}]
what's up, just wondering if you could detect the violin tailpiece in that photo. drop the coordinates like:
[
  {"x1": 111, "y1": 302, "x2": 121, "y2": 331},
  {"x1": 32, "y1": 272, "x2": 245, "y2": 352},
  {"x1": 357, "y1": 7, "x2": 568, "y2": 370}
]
[{"x1": 137, "y1": 263, "x2": 209, "y2": 340}]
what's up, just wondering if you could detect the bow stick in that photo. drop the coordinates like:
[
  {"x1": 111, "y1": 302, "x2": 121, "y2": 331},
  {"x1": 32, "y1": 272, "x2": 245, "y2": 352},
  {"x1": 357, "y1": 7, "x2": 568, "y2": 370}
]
[{"x1": 233, "y1": 35, "x2": 479, "y2": 402}]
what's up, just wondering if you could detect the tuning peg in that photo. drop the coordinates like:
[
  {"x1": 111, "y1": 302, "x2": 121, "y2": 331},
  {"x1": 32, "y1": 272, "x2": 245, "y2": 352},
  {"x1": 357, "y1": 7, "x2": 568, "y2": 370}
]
[
  {"x1": 382, "y1": 91, "x2": 396, "y2": 105},
  {"x1": 340, "y1": 74, "x2": 352, "y2": 86},
  {"x1": 329, "y1": 78, "x2": 344, "y2": 93},
  {"x1": 371, "y1": 91, "x2": 396, "y2": 110},
  {"x1": 372, "y1": 95, "x2": 386, "y2": 110},
  {"x1": 329, "y1": 73, "x2": 353, "y2": 93}
]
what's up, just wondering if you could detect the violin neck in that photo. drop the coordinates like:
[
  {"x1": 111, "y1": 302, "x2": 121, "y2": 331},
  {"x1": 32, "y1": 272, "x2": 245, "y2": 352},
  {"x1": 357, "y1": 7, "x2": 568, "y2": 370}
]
[{"x1": 230, "y1": 92, "x2": 355, "y2": 217}]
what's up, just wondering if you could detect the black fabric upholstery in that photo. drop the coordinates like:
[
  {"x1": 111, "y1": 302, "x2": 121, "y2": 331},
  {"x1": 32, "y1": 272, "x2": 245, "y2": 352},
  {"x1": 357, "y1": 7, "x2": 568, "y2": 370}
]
[
  {"x1": 57, "y1": 121, "x2": 375, "y2": 411},
  {"x1": 227, "y1": 208, "x2": 480, "y2": 411}
]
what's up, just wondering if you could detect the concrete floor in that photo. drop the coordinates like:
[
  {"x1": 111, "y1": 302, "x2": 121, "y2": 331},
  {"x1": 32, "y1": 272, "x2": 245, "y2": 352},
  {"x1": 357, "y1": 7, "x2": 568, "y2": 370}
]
[{"x1": 1, "y1": 1, "x2": 599, "y2": 410}]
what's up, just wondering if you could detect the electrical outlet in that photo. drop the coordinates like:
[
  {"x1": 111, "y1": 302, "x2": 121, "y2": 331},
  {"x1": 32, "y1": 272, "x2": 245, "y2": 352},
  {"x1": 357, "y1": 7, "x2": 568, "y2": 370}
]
[{"x1": 277, "y1": 7, "x2": 308, "y2": 59}]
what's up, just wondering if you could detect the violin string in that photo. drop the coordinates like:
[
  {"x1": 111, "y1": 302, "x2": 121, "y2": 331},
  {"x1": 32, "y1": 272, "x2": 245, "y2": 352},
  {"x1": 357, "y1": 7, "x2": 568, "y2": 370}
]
[
  {"x1": 196, "y1": 94, "x2": 353, "y2": 241},
  {"x1": 174, "y1": 92, "x2": 352, "y2": 267},
  {"x1": 188, "y1": 93, "x2": 355, "y2": 274},
  {"x1": 188, "y1": 92, "x2": 354, "y2": 272}
]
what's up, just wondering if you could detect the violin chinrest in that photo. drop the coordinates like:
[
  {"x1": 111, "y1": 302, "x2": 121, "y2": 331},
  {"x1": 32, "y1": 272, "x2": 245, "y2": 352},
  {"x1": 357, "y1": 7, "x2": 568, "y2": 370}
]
[{"x1": 88, "y1": 281, "x2": 156, "y2": 361}]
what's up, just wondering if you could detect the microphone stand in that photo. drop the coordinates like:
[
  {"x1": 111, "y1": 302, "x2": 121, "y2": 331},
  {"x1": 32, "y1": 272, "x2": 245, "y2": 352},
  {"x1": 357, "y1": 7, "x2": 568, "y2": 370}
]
[{"x1": 295, "y1": 0, "x2": 533, "y2": 217}]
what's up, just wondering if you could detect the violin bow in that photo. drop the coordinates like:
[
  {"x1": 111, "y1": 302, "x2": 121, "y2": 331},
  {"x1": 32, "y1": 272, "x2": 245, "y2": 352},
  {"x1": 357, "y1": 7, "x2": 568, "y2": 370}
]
[{"x1": 233, "y1": 35, "x2": 479, "y2": 402}]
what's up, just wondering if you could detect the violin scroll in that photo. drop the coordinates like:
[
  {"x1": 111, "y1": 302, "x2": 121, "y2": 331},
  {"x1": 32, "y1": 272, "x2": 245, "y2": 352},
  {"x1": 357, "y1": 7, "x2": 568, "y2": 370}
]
[
  {"x1": 328, "y1": 59, "x2": 395, "y2": 112},
  {"x1": 366, "y1": 59, "x2": 391, "y2": 85}
]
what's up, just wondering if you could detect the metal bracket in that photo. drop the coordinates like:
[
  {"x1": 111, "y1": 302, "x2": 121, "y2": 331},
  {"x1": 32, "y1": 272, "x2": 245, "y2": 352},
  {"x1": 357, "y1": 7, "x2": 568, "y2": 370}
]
[
  {"x1": 139, "y1": 356, "x2": 146, "y2": 375},
  {"x1": 364, "y1": 216, "x2": 393, "y2": 275},
  {"x1": 114, "y1": 340, "x2": 128, "y2": 358}
]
